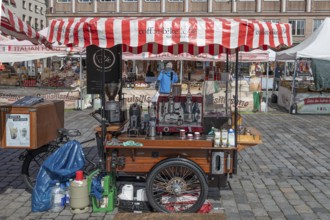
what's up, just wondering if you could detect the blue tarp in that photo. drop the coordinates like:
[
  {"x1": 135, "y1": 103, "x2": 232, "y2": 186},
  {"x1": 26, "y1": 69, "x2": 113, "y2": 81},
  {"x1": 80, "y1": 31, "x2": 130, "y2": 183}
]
[{"x1": 31, "y1": 140, "x2": 85, "y2": 212}]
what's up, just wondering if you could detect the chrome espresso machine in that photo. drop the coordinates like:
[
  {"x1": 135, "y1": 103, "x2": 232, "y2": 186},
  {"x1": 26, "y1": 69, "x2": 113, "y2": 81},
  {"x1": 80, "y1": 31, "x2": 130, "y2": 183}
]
[
  {"x1": 92, "y1": 82, "x2": 126, "y2": 125},
  {"x1": 104, "y1": 83, "x2": 126, "y2": 123}
]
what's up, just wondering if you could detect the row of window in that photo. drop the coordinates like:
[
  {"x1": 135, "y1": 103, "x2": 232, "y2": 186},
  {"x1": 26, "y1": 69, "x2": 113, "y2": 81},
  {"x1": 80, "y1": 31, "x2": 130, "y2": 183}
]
[
  {"x1": 22, "y1": 15, "x2": 45, "y2": 31},
  {"x1": 57, "y1": 0, "x2": 330, "y2": 2},
  {"x1": 22, "y1": 1, "x2": 44, "y2": 15},
  {"x1": 267, "y1": 19, "x2": 323, "y2": 36}
]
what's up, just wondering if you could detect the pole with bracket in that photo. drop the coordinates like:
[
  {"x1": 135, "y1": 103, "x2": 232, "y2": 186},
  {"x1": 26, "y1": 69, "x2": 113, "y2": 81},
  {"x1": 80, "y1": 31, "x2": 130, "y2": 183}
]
[
  {"x1": 100, "y1": 48, "x2": 106, "y2": 171},
  {"x1": 233, "y1": 48, "x2": 239, "y2": 174}
]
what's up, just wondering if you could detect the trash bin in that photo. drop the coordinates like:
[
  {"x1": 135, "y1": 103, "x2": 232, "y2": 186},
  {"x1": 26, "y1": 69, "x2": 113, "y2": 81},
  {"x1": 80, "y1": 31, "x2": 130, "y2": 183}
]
[{"x1": 253, "y1": 91, "x2": 261, "y2": 112}]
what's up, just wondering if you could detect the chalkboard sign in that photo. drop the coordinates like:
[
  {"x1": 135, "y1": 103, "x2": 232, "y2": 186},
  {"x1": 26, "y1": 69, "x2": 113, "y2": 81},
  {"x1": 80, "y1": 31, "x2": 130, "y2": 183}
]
[{"x1": 86, "y1": 45, "x2": 122, "y2": 94}]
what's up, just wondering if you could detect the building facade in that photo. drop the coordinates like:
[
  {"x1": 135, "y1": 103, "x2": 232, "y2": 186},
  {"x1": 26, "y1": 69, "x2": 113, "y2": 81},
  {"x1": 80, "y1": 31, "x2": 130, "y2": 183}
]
[
  {"x1": 2, "y1": 0, "x2": 47, "y2": 31},
  {"x1": 47, "y1": 0, "x2": 330, "y2": 44}
]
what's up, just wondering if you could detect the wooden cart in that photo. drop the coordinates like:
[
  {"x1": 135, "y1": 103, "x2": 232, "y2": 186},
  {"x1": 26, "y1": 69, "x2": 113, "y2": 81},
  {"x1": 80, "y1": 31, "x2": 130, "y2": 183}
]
[{"x1": 100, "y1": 120, "x2": 261, "y2": 213}]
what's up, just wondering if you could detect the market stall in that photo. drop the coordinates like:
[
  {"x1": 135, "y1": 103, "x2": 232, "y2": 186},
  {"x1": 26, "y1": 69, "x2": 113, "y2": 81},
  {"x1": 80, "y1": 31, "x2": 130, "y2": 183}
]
[
  {"x1": 276, "y1": 18, "x2": 330, "y2": 114},
  {"x1": 121, "y1": 49, "x2": 276, "y2": 112},
  {"x1": 0, "y1": 27, "x2": 82, "y2": 88},
  {"x1": 46, "y1": 17, "x2": 291, "y2": 213}
]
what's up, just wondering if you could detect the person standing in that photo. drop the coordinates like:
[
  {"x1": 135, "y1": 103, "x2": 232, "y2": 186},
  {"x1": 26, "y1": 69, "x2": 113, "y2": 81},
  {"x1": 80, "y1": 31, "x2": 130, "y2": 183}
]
[{"x1": 156, "y1": 62, "x2": 178, "y2": 94}]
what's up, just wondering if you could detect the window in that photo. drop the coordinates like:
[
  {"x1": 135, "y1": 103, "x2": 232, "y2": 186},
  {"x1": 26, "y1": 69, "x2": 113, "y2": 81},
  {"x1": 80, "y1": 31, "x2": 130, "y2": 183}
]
[
  {"x1": 192, "y1": 0, "x2": 207, "y2": 2},
  {"x1": 123, "y1": 0, "x2": 138, "y2": 2},
  {"x1": 57, "y1": 0, "x2": 72, "y2": 2},
  {"x1": 35, "y1": 5, "x2": 39, "y2": 14},
  {"x1": 264, "y1": 19, "x2": 280, "y2": 23},
  {"x1": 23, "y1": 1, "x2": 26, "y2": 9},
  {"x1": 28, "y1": 16, "x2": 32, "y2": 25},
  {"x1": 289, "y1": 19, "x2": 305, "y2": 36},
  {"x1": 22, "y1": 14, "x2": 26, "y2": 22},
  {"x1": 313, "y1": 19, "x2": 324, "y2": 32},
  {"x1": 35, "y1": 18, "x2": 39, "y2": 30},
  {"x1": 78, "y1": 0, "x2": 92, "y2": 2},
  {"x1": 29, "y1": 3, "x2": 32, "y2": 11},
  {"x1": 145, "y1": 0, "x2": 160, "y2": 1},
  {"x1": 40, "y1": 7, "x2": 43, "y2": 15},
  {"x1": 101, "y1": 0, "x2": 116, "y2": 1},
  {"x1": 168, "y1": 0, "x2": 183, "y2": 2},
  {"x1": 41, "y1": 20, "x2": 44, "y2": 30}
]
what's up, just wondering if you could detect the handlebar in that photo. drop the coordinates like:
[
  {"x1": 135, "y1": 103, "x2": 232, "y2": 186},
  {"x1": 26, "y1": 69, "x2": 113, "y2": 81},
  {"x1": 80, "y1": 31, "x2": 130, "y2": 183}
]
[{"x1": 57, "y1": 128, "x2": 81, "y2": 137}]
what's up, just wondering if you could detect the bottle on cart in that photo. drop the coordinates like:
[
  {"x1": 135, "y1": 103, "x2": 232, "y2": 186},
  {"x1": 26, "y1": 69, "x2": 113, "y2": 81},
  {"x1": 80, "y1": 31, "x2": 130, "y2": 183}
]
[
  {"x1": 50, "y1": 182, "x2": 65, "y2": 212},
  {"x1": 221, "y1": 128, "x2": 228, "y2": 147},
  {"x1": 228, "y1": 129, "x2": 235, "y2": 147}
]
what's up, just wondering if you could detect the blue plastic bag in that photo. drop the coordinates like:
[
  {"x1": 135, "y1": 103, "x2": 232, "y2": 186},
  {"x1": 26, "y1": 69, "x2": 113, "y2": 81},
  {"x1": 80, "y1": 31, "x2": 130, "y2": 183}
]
[{"x1": 32, "y1": 140, "x2": 85, "y2": 212}]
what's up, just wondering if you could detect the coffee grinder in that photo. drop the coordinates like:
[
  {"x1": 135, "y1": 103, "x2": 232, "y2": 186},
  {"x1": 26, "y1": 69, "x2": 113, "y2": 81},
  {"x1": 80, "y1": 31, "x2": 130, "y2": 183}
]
[{"x1": 104, "y1": 82, "x2": 126, "y2": 123}]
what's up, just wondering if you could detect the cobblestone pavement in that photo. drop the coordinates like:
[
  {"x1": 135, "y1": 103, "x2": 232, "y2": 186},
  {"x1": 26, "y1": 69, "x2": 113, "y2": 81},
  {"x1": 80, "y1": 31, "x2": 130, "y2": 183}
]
[{"x1": 0, "y1": 107, "x2": 330, "y2": 219}]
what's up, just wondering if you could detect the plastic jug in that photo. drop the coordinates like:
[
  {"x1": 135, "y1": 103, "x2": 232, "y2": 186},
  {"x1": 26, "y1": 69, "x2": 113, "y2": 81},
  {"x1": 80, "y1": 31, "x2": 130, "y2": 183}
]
[{"x1": 50, "y1": 182, "x2": 65, "y2": 212}]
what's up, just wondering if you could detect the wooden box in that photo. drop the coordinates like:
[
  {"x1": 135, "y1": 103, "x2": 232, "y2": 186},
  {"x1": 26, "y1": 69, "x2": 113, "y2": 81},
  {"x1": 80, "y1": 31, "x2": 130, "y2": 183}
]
[{"x1": 0, "y1": 101, "x2": 64, "y2": 149}]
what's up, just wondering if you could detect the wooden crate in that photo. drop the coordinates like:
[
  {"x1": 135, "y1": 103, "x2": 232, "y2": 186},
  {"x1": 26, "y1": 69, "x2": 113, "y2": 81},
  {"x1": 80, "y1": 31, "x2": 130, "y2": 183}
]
[{"x1": 0, "y1": 101, "x2": 64, "y2": 149}]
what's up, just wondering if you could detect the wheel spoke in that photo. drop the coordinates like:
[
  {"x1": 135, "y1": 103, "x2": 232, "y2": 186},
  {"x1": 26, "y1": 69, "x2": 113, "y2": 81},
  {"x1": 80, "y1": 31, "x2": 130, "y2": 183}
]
[{"x1": 147, "y1": 160, "x2": 207, "y2": 213}]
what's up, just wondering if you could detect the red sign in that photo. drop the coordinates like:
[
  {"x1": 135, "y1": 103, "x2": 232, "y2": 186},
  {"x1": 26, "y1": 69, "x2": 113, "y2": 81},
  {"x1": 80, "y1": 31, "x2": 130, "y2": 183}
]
[{"x1": 304, "y1": 97, "x2": 330, "y2": 105}]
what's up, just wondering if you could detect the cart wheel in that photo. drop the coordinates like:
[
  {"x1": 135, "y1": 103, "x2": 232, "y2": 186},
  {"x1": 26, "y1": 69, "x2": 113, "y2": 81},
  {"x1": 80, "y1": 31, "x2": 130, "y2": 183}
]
[
  {"x1": 21, "y1": 145, "x2": 54, "y2": 191},
  {"x1": 146, "y1": 158, "x2": 208, "y2": 213}
]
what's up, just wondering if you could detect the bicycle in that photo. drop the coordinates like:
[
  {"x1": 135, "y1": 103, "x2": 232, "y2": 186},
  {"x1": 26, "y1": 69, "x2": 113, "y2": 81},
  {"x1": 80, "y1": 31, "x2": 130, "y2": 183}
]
[{"x1": 19, "y1": 128, "x2": 97, "y2": 191}]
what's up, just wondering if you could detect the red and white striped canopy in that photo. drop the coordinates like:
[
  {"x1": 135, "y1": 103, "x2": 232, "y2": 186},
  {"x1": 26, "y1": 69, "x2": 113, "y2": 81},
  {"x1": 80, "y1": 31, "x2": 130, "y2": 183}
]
[
  {"x1": 1, "y1": 4, "x2": 50, "y2": 47},
  {"x1": 47, "y1": 17, "x2": 292, "y2": 55}
]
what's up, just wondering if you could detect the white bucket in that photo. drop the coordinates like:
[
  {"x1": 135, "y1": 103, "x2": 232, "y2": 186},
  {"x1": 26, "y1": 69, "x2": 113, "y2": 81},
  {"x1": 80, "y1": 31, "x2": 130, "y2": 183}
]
[{"x1": 118, "y1": 184, "x2": 134, "y2": 200}]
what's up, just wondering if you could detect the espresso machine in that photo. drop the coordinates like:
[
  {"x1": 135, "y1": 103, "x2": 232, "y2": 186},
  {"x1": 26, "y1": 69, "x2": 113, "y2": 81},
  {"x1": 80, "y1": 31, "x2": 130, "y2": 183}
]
[{"x1": 104, "y1": 82, "x2": 126, "y2": 123}]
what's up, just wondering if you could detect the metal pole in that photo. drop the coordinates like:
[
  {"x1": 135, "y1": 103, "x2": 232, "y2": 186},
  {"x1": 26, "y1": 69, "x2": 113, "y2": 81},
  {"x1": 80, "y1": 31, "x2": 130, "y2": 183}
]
[
  {"x1": 233, "y1": 49, "x2": 239, "y2": 175},
  {"x1": 79, "y1": 50, "x2": 83, "y2": 110},
  {"x1": 180, "y1": 60, "x2": 183, "y2": 84},
  {"x1": 289, "y1": 60, "x2": 298, "y2": 112},
  {"x1": 100, "y1": 48, "x2": 106, "y2": 171},
  {"x1": 226, "y1": 52, "x2": 229, "y2": 72},
  {"x1": 265, "y1": 62, "x2": 269, "y2": 112}
]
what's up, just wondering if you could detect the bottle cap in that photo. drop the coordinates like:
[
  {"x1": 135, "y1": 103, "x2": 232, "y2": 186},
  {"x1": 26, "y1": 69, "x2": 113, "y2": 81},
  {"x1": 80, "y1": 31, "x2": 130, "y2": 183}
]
[{"x1": 75, "y1": 170, "x2": 84, "y2": 181}]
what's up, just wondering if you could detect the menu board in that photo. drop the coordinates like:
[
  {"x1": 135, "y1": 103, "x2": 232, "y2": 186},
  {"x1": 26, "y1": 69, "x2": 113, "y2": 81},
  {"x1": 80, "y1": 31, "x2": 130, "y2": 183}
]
[{"x1": 5, "y1": 114, "x2": 30, "y2": 147}]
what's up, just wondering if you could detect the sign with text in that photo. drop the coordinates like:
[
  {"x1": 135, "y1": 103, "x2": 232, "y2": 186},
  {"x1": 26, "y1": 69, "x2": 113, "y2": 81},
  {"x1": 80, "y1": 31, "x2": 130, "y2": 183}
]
[{"x1": 86, "y1": 45, "x2": 122, "y2": 94}]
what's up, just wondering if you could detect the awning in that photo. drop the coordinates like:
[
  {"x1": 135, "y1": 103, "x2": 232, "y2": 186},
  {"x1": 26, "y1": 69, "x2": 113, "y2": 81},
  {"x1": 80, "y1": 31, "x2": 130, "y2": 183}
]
[
  {"x1": 1, "y1": 4, "x2": 50, "y2": 47},
  {"x1": 47, "y1": 17, "x2": 292, "y2": 54}
]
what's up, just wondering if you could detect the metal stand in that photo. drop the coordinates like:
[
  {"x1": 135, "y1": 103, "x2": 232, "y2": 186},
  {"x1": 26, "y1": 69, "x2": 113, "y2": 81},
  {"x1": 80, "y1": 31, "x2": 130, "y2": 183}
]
[
  {"x1": 233, "y1": 49, "x2": 239, "y2": 174},
  {"x1": 100, "y1": 48, "x2": 106, "y2": 171}
]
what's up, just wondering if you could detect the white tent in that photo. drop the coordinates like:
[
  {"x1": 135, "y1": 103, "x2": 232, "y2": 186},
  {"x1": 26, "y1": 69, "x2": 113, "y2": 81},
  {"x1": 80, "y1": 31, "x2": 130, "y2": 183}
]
[{"x1": 277, "y1": 18, "x2": 330, "y2": 61}]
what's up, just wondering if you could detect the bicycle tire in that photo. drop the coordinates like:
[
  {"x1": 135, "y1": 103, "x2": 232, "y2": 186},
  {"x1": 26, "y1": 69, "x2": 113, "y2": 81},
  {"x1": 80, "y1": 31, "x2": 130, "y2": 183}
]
[
  {"x1": 21, "y1": 145, "x2": 55, "y2": 191},
  {"x1": 146, "y1": 158, "x2": 208, "y2": 213}
]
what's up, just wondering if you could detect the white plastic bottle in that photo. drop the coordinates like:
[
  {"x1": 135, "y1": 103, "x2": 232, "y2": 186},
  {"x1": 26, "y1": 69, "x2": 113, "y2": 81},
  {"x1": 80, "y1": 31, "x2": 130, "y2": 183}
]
[
  {"x1": 228, "y1": 129, "x2": 235, "y2": 147},
  {"x1": 50, "y1": 182, "x2": 65, "y2": 212},
  {"x1": 260, "y1": 101, "x2": 266, "y2": 112},
  {"x1": 221, "y1": 129, "x2": 228, "y2": 147}
]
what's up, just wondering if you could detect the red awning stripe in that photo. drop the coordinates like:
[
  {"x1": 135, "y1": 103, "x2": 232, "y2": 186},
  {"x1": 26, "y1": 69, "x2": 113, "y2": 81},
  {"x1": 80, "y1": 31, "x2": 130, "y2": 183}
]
[
  {"x1": 46, "y1": 17, "x2": 292, "y2": 53},
  {"x1": 1, "y1": 4, "x2": 50, "y2": 47}
]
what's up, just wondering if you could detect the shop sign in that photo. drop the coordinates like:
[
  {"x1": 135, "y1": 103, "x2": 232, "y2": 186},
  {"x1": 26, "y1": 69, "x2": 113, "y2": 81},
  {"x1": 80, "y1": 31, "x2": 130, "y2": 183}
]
[
  {"x1": 296, "y1": 93, "x2": 330, "y2": 114},
  {"x1": 0, "y1": 91, "x2": 80, "y2": 109}
]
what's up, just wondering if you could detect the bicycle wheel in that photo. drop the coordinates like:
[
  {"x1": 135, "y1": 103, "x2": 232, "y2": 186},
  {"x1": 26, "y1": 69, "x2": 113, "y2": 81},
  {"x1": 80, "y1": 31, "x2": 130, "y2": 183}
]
[
  {"x1": 21, "y1": 145, "x2": 55, "y2": 191},
  {"x1": 146, "y1": 158, "x2": 208, "y2": 213}
]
